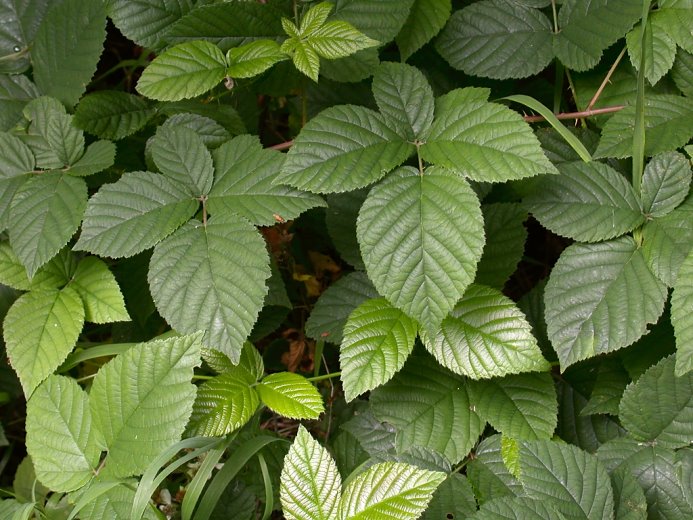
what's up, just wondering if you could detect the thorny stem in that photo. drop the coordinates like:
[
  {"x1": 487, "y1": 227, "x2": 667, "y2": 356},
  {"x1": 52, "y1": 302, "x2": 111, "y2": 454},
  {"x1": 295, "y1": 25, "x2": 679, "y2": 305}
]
[
  {"x1": 270, "y1": 140, "x2": 294, "y2": 151},
  {"x1": 587, "y1": 46, "x2": 627, "y2": 111},
  {"x1": 564, "y1": 68, "x2": 585, "y2": 127},
  {"x1": 523, "y1": 104, "x2": 625, "y2": 123}
]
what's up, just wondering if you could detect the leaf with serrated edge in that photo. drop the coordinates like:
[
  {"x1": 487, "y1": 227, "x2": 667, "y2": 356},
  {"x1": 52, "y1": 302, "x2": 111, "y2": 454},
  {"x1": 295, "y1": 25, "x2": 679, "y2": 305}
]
[
  {"x1": 619, "y1": 355, "x2": 693, "y2": 448},
  {"x1": 420, "y1": 284, "x2": 548, "y2": 379},
  {"x1": 468, "y1": 372, "x2": 557, "y2": 441},
  {"x1": 282, "y1": 38, "x2": 321, "y2": 82},
  {"x1": 640, "y1": 151, "x2": 692, "y2": 217},
  {"x1": 208, "y1": 135, "x2": 325, "y2": 226},
  {"x1": 421, "y1": 473, "x2": 476, "y2": 520},
  {"x1": 75, "y1": 171, "x2": 197, "y2": 258},
  {"x1": 109, "y1": 0, "x2": 193, "y2": 48},
  {"x1": 467, "y1": 435, "x2": 523, "y2": 505},
  {"x1": 526, "y1": 161, "x2": 644, "y2": 243},
  {"x1": 186, "y1": 367, "x2": 259, "y2": 437},
  {"x1": 308, "y1": 20, "x2": 379, "y2": 59},
  {"x1": 136, "y1": 40, "x2": 227, "y2": 102},
  {"x1": 226, "y1": 40, "x2": 287, "y2": 78},
  {"x1": 519, "y1": 439, "x2": 614, "y2": 520},
  {"x1": 0, "y1": 241, "x2": 67, "y2": 292},
  {"x1": 471, "y1": 495, "x2": 568, "y2": 520},
  {"x1": 0, "y1": 132, "x2": 35, "y2": 177},
  {"x1": 10, "y1": 173, "x2": 86, "y2": 277},
  {"x1": 673, "y1": 251, "x2": 693, "y2": 375},
  {"x1": 340, "y1": 297, "x2": 418, "y2": 402},
  {"x1": 626, "y1": 12, "x2": 677, "y2": 86},
  {"x1": 280, "y1": 425, "x2": 341, "y2": 520},
  {"x1": 25, "y1": 375, "x2": 100, "y2": 492},
  {"x1": 4, "y1": 287, "x2": 84, "y2": 397},
  {"x1": 337, "y1": 461, "x2": 446, "y2": 520},
  {"x1": 436, "y1": 0, "x2": 553, "y2": 80},
  {"x1": 370, "y1": 353, "x2": 484, "y2": 463},
  {"x1": 371, "y1": 62, "x2": 434, "y2": 141},
  {"x1": 73, "y1": 91, "x2": 155, "y2": 140},
  {"x1": 89, "y1": 334, "x2": 201, "y2": 478},
  {"x1": 71, "y1": 257, "x2": 129, "y2": 324},
  {"x1": 396, "y1": 0, "x2": 452, "y2": 62},
  {"x1": 545, "y1": 236, "x2": 668, "y2": 369},
  {"x1": 276, "y1": 104, "x2": 414, "y2": 193},
  {"x1": 151, "y1": 125, "x2": 214, "y2": 195},
  {"x1": 149, "y1": 215, "x2": 269, "y2": 363},
  {"x1": 329, "y1": 0, "x2": 415, "y2": 43},
  {"x1": 610, "y1": 467, "x2": 648, "y2": 520},
  {"x1": 358, "y1": 166, "x2": 484, "y2": 332},
  {"x1": 421, "y1": 88, "x2": 557, "y2": 181},
  {"x1": 256, "y1": 372, "x2": 324, "y2": 420},
  {"x1": 66, "y1": 140, "x2": 116, "y2": 177}
]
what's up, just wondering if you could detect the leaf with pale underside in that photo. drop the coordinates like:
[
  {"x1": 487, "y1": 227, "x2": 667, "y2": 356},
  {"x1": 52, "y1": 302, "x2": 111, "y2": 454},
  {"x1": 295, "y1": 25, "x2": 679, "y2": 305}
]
[{"x1": 256, "y1": 372, "x2": 324, "y2": 420}]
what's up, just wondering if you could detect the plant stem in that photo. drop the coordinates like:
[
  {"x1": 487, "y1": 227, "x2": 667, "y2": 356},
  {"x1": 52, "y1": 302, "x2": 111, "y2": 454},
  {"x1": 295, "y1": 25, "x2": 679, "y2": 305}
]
[
  {"x1": 270, "y1": 140, "x2": 294, "y2": 151},
  {"x1": 564, "y1": 69, "x2": 585, "y2": 127},
  {"x1": 632, "y1": 1, "x2": 651, "y2": 194},
  {"x1": 550, "y1": 0, "x2": 559, "y2": 33},
  {"x1": 306, "y1": 371, "x2": 341, "y2": 383},
  {"x1": 523, "y1": 105, "x2": 624, "y2": 123},
  {"x1": 587, "y1": 46, "x2": 627, "y2": 111}
]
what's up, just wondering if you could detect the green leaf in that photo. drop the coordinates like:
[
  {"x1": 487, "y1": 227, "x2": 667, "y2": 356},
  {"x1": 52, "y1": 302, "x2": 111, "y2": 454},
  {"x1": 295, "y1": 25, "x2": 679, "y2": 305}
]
[
  {"x1": 581, "y1": 359, "x2": 630, "y2": 416},
  {"x1": 475, "y1": 203, "x2": 528, "y2": 289},
  {"x1": 396, "y1": 0, "x2": 451, "y2": 62},
  {"x1": 420, "y1": 284, "x2": 548, "y2": 379},
  {"x1": 468, "y1": 372, "x2": 557, "y2": 440},
  {"x1": 545, "y1": 236, "x2": 668, "y2": 369},
  {"x1": 421, "y1": 473, "x2": 477, "y2": 520},
  {"x1": 4, "y1": 287, "x2": 84, "y2": 397},
  {"x1": 159, "y1": 112, "x2": 230, "y2": 149},
  {"x1": 308, "y1": 20, "x2": 379, "y2": 59},
  {"x1": 467, "y1": 435, "x2": 523, "y2": 505},
  {"x1": 610, "y1": 467, "x2": 648, "y2": 520},
  {"x1": 78, "y1": 483, "x2": 159, "y2": 520},
  {"x1": 73, "y1": 91, "x2": 155, "y2": 140},
  {"x1": 186, "y1": 367, "x2": 259, "y2": 437},
  {"x1": 280, "y1": 425, "x2": 341, "y2": 520},
  {"x1": 320, "y1": 48, "x2": 380, "y2": 83},
  {"x1": 305, "y1": 271, "x2": 379, "y2": 344},
  {"x1": 151, "y1": 125, "x2": 214, "y2": 195},
  {"x1": 89, "y1": 334, "x2": 201, "y2": 478},
  {"x1": 421, "y1": 88, "x2": 557, "y2": 181},
  {"x1": 595, "y1": 95, "x2": 693, "y2": 159},
  {"x1": 640, "y1": 151, "x2": 692, "y2": 217},
  {"x1": 471, "y1": 495, "x2": 568, "y2": 520},
  {"x1": 325, "y1": 189, "x2": 367, "y2": 269},
  {"x1": 673, "y1": 250, "x2": 693, "y2": 375},
  {"x1": 526, "y1": 161, "x2": 644, "y2": 243},
  {"x1": 148, "y1": 215, "x2": 269, "y2": 363},
  {"x1": 109, "y1": 0, "x2": 193, "y2": 49},
  {"x1": 436, "y1": 0, "x2": 553, "y2": 79},
  {"x1": 71, "y1": 256, "x2": 129, "y2": 324},
  {"x1": 0, "y1": 0, "x2": 53, "y2": 73},
  {"x1": 299, "y1": 2, "x2": 334, "y2": 35},
  {"x1": 32, "y1": 0, "x2": 106, "y2": 107},
  {"x1": 0, "y1": 74, "x2": 39, "y2": 131},
  {"x1": 554, "y1": 0, "x2": 642, "y2": 72},
  {"x1": 66, "y1": 140, "x2": 116, "y2": 178},
  {"x1": 0, "y1": 242, "x2": 73, "y2": 292},
  {"x1": 329, "y1": 0, "x2": 415, "y2": 43},
  {"x1": 0, "y1": 132, "x2": 35, "y2": 177},
  {"x1": 358, "y1": 166, "x2": 484, "y2": 331},
  {"x1": 256, "y1": 372, "x2": 324, "y2": 420},
  {"x1": 370, "y1": 353, "x2": 484, "y2": 463},
  {"x1": 671, "y1": 49, "x2": 693, "y2": 97},
  {"x1": 340, "y1": 297, "x2": 418, "y2": 402},
  {"x1": 371, "y1": 62, "x2": 434, "y2": 141},
  {"x1": 519, "y1": 439, "x2": 614, "y2": 520},
  {"x1": 281, "y1": 37, "x2": 321, "y2": 82},
  {"x1": 338, "y1": 461, "x2": 445, "y2": 520},
  {"x1": 276, "y1": 104, "x2": 414, "y2": 193},
  {"x1": 208, "y1": 135, "x2": 325, "y2": 226},
  {"x1": 25, "y1": 375, "x2": 100, "y2": 492},
  {"x1": 75, "y1": 171, "x2": 198, "y2": 258},
  {"x1": 226, "y1": 39, "x2": 286, "y2": 78},
  {"x1": 136, "y1": 40, "x2": 228, "y2": 102},
  {"x1": 619, "y1": 355, "x2": 693, "y2": 448},
  {"x1": 626, "y1": 12, "x2": 677, "y2": 86}
]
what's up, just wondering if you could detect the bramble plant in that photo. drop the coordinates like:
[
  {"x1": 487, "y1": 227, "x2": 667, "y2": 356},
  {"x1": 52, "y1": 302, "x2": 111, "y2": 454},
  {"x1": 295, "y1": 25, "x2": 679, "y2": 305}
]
[{"x1": 0, "y1": 0, "x2": 692, "y2": 518}]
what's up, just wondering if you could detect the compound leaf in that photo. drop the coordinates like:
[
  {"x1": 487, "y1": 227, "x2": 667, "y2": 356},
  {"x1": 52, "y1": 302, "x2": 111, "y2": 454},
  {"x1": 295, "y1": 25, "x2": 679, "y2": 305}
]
[
  {"x1": 256, "y1": 372, "x2": 324, "y2": 420},
  {"x1": 71, "y1": 256, "x2": 129, "y2": 324},
  {"x1": 226, "y1": 39, "x2": 286, "y2": 78}
]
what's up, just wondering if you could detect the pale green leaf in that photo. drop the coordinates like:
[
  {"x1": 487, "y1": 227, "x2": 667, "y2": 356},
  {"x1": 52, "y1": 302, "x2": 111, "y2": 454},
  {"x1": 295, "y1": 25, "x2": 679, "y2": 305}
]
[
  {"x1": 208, "y1": 135, "x2": 325, "y2": 226},
  {"x1": 0, "y1": 242, "x2": 72, "y2": 292},
  {"x1": 151, "y1": 125, "x2": 214, "y2": 195},
  {"x1": 329, "y1": 0, "x2": 415, "y2": 43},
  {"x1": 595, "y1": 95, "x2": 693, "y2": 159},
  {"x1": 673, "y1": 250, "x2": 693, "y2": 375},
  {"x1": 89, "y1": 334, "x2": 201, "y2": 478},
  {"x1": 226, "y1": 39, "x2": 287, "y2": 78},
  {"x1": 71, "y1": 256, "x2": 129, "y2": 324},
  {"x1": 421, "y1": 473, "x2": 476, "y2": 520},
  {"x1": 466, "y1": 435, "x2": 523, "y2": 505},
  {"x1": 136, "y1": 40, "x2": 228, "y2": 102},
  {"x1": 4, "y1": 287, "x2": 84, "y2": 397},
  {"x1": 501, "y1": 436, "x2": 520, "y2": 479},
  {"x1": 12, "y1": 456, "x2": 49, "y2": 504},
  {"x1": 0, "y1": 132, "x2": 35, "y2": 177},
  {"x1": 276, "y1": 104, "x2": 414, "y2": 193},
  {"x1": 305, "y1": 271, "x2": 379, "y2": 344},
  {"x1": 641, "y1": 151, "x2": 692, "y2": 217},
  {"x1": 256, "y1": 372, "x2": 324, "y2": 420},
  {"x1": 25, "y1": 375, "x2": 100, "y2": 492},
  {"x1": 554, "y1": 0, "x2": 642, "y2": 71},
  {"x1": 299, "y1": 2, "x2": 334, "y2": 36},
  {"x1": 371, "y1": 62, "x2": 434, "y2": 141},
  {"x1": 340, "y1": 297, "x2": 418, "y2": 402},
  {"x1": 420, "y1": 284, "x2": 548, "y2": 379},
  {"x1": 471, "y1": 495, "x2": 568, "y2": 520},
  {"x1": 66, "y1": 140, "x2": 116, "y2": 178},
  {"x1": 308, "y1": 21, "x2": 379, "y2": 60},
  {"x1": 32, "y1": 0, "x2": 106, "y2": 107},
  {"x1": 280, "y1": 425, "x2": 341, "y2": 520},
  {"x1": 282, "y1": 38, "x2": 321, "y2": 82},
  {"x1": 526, "y1": 161, "x2": 644, "y2": 243},
  {"x1": 148, "y1": 215, "x2": 270, "y2": 363},
  {"x1": 396, "y1": 0, "x2": 452, "y2": 62},
  {"x1": 421, "y1": 88, "x2": 558, "y2": 181},
  {"x1": 626, "y1": 12, "x2": 677, "y2": 86},
  {"x1": 545, "y1": 237, "x2": 668, "y2": 369},
  {"x1": 109, "y1": 0, "x2": 193, "y2": 49},
  {"x1": 74, "y1": 171, "x2": 197, "y2": 258},
  {"x1": 73, "y1": 91, "x2": 155, "y2": 140},
  {"x1": 468, "y1": 372, "x2": 557, "y2": 440},
  {"x1": 357, "y1": 166, "x2": 484, "y2": 331},
  {"x1": 619, "y1": 355, "x2": 693, "y2": 448},
  {"x1": 370, "y1": 353, "x2": 484, "y2": 463},
  {"x1": 519, "y1": 439, "x2": 614, "y2": 520},
  {"x1": 436, "y1": 0, "x2": 553, "y2": 79},
  {"x1": 186, "y1": 367, "x2": 259, "y2": 437},
  {"x1": 78, "y1": 482, "x2": 159, "y2": 520},
  {"x1": 338, "y1": 461, "x2": 446, "y2": 520}
]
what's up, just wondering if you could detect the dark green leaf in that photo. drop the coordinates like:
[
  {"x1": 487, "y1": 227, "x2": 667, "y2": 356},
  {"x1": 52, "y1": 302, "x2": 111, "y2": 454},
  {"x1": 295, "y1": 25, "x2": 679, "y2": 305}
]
[
  {"x1": 396, "y1": 0, "x2": 451, "y2": 62},
  {"x1": 151, "y1": 125, "x2": 214, "y2": 195},
  {"x1": 626, "y1": 13, "x2": 677, "y2": 86},
  {"x1": 325, "y1": 189, "x2": 367, "y2": 269},
  {"x1": 330, "y1": 0, "x2": 415, "y2": 42},
  {"x1": 640, "y1": 151, "x2": 691, "y2": 217},
  {"x1": 108, "y1": 0, "x2": 194, "y2": 49},
  {"x1": 467, "y1": 435, "x2": 523, "y2": 505},
  {"x1": 673, "y1": 250, "x2": 693, "y2": 375},
  {"x1": 74, "y1": 91, "x2": 155, "y2": 140}
]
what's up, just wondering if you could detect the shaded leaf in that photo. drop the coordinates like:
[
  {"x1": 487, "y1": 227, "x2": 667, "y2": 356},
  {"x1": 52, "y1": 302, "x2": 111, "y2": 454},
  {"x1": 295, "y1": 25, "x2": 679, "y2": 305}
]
[
  {"x1": 74, "y1": 91, "x2": 155, "y2": 140},
  {"x1": 109, "y1": 0, "x2": 193, "y2": 49},
  {"x1": 396, "y1": 0, "x2": 451, "y2": 62},
  {"x1": 673, "y1": 250, "x2": 693, "y2": 375},
  {"x1": 475, "y1": 203, "x2": 527, "y2": 288}
]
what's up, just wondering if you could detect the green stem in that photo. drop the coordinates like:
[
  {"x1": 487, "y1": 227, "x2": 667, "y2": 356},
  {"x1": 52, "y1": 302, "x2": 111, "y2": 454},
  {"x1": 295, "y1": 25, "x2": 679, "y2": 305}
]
[
  {"x1": 550, "y1": 0, "x2": 559, "y2": 33},
  {"x1": 553, "y1": 62, "x2": 564, "y2": 113},
  {"x1": 313, "y1": 338, "x2": 325, "y2": 378},
  {"x1": 632, "y1": 1, "x2": 651, "y2": 194},
  {"x1": 306, "y1": 371, "x2": 341, "y2": 383}
]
